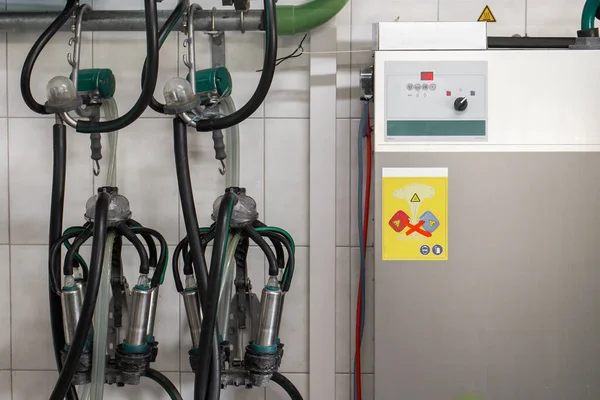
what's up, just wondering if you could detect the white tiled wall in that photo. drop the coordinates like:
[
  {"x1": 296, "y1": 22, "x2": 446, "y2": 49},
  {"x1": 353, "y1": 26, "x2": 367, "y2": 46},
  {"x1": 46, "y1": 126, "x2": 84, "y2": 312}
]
[{"x1": 0, "y1": 0, "x2": 584, "y2": 398}]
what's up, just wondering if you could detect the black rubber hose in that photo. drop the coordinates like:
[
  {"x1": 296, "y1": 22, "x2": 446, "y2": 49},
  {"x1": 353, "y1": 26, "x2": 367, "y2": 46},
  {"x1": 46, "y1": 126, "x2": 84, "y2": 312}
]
[
  {"x1": 127, "y1": 219, "x2": 158, "y2": 269},
  {"x1": 21, "y1": 0, "x2": 78, "y2": 115},
  {"x1": 196, "y1": 191, "x2": 236, "y2": 400},
  {"x1": 172, "y1": 238, "x2": 186, "y2": 293},
  {"x1": 194, "y1": 0, "x2": 277, "y2": 132},
  {"x1": 63, "y1": 228, "x2": 93, "y2": 276},
  {"x1": 258, "y1": 230, "x2": 294, "y2": 291},
  {"x1": 49, "y1": 191, "x2": 110, "y2": 400},
  {"x1": 49, "y1": 230, "x2": 87, "y2": 295},
  {"x1": 271, "y1": 372, "x2": 303, "y2": 400},
  {"x1": 76, "y1": 0, "x2": 159, "y2": 134},
  {"x1": 130, "y1": 226, "x2": 167, "y2": 287},
  {"x1": 207, "y1": 333, "x2": 221, "y2": 400},
  {"x1": 146, "y1": 368, "x2": 184, "y2": 400},
  {"x1": 243, "y1": 225, "x2": 278, "y2": 277},
  {"x1": 173, "y1": 117, "x2": 221, "y2": 400},
  {"x1": 116, "y1": 224, "x2": 150, "y2": 275},
  {"x1": 254, "y1": 221, "x2": 284, "y2": 269},
  {"x1": 143, "y1": 0, "x2": 187, "y2": 114},
  {"x1": 47, "y1": 123, "x2": 79, "y2": 400}
]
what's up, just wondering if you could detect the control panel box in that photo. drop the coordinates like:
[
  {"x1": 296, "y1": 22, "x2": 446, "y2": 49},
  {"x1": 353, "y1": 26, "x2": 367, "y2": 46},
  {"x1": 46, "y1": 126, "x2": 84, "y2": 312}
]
[{"x1": 384, "y1": 61, "x2": 487, "y2": 140}]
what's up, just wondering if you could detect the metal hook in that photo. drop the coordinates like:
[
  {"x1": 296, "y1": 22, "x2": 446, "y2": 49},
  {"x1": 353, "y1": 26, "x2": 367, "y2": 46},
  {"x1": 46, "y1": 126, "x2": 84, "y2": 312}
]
[
  {"x1": 68, "y1": 4, "x2": 90, "y2": 94},
  {"x1": 93, "y1": 160, "x2": 101, "y2": 177},
  {"x1": 218, "y1": 160, "x2": 226, "y2": 176}
]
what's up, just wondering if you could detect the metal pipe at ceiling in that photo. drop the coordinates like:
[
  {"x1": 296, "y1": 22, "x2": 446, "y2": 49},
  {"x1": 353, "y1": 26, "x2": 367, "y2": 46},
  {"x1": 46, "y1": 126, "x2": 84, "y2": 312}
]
[{"x1": 0, "y1": 10, "x2": 263, "y2": 32}]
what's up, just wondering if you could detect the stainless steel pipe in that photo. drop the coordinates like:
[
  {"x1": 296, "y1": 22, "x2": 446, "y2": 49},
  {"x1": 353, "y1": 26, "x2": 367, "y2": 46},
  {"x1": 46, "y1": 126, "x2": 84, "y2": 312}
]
[{"x1": 0, "y1": 10, "x2": 263, "y2": 32}]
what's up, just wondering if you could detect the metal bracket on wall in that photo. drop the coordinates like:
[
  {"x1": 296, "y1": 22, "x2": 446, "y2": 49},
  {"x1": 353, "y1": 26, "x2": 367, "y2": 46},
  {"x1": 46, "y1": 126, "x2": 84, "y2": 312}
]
[{"x1": 209, "y1": 31, "x2": 226, "y2": 68}]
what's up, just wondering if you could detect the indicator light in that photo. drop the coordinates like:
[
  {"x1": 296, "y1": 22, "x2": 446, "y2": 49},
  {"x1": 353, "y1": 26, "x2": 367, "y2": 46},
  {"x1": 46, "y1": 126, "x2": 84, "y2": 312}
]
[{"x1": 421, "y1": 72, "x2": 434, "y2": 81}]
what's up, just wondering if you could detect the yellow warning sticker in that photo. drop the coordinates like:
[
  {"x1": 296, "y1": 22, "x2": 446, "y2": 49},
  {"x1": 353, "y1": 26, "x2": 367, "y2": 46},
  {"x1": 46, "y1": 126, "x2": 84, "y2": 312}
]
[
  {"x1": 382, "y1": 168, "x2": 448, "y2": 261},
  {"x1": 478, "y1": 5, "x2": 496, "y2": 22}
]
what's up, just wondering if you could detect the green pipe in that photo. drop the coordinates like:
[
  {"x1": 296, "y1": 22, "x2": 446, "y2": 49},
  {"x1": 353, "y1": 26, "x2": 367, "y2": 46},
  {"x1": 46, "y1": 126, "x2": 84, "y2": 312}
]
[
  {"x1": 276, "y1": 0, "x2": 348, "y2": 35},
  {"x1": 581, "y1": 0, "x2": 600, "y2": 30}
]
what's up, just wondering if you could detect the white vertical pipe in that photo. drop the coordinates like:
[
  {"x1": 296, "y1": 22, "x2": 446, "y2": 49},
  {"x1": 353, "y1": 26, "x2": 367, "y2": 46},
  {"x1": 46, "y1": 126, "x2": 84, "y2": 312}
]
[{"x1": 309, "y1": 26, "x2": 337, "y2": 399}]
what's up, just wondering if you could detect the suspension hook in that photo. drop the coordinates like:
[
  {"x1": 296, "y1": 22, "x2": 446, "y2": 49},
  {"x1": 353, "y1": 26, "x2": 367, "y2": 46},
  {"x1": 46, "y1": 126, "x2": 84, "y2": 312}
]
[
  {"x1": 67, "y1": 4, "x2": 90, "y2": 94},
  {"x1": 93, "y1": 160, "x2": 101, "y2": 177},
  {"x1": 219, "y1": 160, "x2": 226, "y2": 176}
]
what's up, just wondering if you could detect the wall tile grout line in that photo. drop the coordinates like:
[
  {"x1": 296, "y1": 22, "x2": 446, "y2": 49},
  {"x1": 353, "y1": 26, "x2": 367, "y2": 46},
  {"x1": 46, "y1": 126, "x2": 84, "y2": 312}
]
[{"x1": 5, "y1": 14, "x2": 13, "y2": 398}]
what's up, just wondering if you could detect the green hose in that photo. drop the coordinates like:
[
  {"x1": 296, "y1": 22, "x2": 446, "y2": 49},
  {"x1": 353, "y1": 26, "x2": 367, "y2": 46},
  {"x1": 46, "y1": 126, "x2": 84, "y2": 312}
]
[
  {"x1": 277, "y1": 0, "x2": 349, "y2": 35},
  {"x1": 581, "y1": 0, "x2": 600, "y2": 30},
  {"x1": 62, "y1": 227, "x2": 88, "y2": 273}
]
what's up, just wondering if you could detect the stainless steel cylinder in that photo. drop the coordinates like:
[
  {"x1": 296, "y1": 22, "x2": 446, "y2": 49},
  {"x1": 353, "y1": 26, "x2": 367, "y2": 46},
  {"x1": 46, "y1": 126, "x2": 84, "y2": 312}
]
[
  {"x1": 255, "y1": 286, "x2": 283, "y2": 349},
  {"x1": 275, "y1": 292, "x2": 286, "y2": 337},
  {"x1": 146, "y1": 286, "x2": 159, "y2": 337},
  {"x1": 61, "y1": 287, "x2": 83, "y2": 346},
  {"x1": 182, "y1": 289, "x2": 202, "y2": 349},
  {"x1": 76, "y1": 279, "x2": 86, "y2": 300},
  {"x1": 125, "y1": 286, "x2": 153, "y2": 347}
]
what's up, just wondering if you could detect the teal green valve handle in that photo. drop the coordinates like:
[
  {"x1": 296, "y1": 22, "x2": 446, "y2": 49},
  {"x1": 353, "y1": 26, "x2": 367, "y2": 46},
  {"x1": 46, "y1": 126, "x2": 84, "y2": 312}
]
[
  {"x1": 70, "y1": 68, "x2": 116, "y2": 99},
  {"x1": 186, "y1": 67, "x2": 232, "y2": 100}
]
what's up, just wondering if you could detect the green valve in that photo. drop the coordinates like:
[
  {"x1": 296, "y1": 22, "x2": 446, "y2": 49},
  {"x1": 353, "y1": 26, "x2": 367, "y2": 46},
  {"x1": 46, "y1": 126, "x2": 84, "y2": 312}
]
[
  {"x1": 70, "y1": 68, "x2": 116, "y2": 99},
  {"x1": 186, "y1": 67, "x2": 232, "y2": 98}
]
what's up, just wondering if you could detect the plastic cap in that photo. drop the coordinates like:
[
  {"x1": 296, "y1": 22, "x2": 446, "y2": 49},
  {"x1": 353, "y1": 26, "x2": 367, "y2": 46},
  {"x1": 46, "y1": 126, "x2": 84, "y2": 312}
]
[
  {"x1": 163, "y1": 77, "x2": 194, "y2": 107},
  {"x1": 46, "y1": 76, "x2": 77, "y2": 105}
]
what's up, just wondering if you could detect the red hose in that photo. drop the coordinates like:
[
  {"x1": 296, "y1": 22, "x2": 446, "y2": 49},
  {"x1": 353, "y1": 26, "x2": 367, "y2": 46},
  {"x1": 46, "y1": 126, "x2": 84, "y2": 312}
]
[{"x1": 355, "y1": 108, "x2": 372, "y2": 400}]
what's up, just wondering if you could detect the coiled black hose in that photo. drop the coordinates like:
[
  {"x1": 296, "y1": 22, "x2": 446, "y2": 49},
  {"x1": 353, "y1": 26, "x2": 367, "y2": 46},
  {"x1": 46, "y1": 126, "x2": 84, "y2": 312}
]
[
  {"x1": 194, "y1": 0, "x2": 277, "y2": 131},
  {"x1": 49, "y1": 191, "x2": 110, "y2": 400},
  {"x1": 243, "y1": 225, "x2": 278, "y2": 277},
  {"x1": 76, "y1": 0, "x2": 159, "y2": 133},
  {"x1": 129, "y1": 226, "x2": 167, "y2": 287},
  {"x1": 127, "y1": 219, "x2": 158, "y2": 269},
  {"x1": 173, "y1": 117, "x2": 221, "y2": 400},
  {"x1": 47, "y1": 123, "x2": 79, "y2": 400},
  {"x1": 271, "y1": 372, "x2": 303, "y2": 400},
  {"x1": 21, "y1": 0, "x2": 78, "y2": 115},
  {"x1": 62, "y1": 227, "x2": 93, "y2": 276},
  {"x1": 116, "y1": 224, "x2": 150, "y2": 275}
]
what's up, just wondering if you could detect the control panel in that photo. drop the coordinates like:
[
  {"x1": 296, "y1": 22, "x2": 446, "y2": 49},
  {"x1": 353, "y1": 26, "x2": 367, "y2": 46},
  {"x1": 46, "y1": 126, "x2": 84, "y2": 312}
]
[{"x1": 384, "y1": 61, "x2": 487, "y2": 140}]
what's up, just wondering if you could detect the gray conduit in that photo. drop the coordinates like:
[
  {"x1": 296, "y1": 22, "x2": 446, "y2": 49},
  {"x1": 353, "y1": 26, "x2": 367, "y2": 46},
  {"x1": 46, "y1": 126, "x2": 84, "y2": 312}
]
[{"x1": 0, "y1": 10, "x2": 263, "y2": 32}]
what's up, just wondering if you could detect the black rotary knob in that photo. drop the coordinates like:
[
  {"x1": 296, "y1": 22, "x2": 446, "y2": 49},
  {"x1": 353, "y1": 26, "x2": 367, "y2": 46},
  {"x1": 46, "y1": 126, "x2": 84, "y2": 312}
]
[{"x1": 454, "y1": 97, "x2": 468, "y2": 112}]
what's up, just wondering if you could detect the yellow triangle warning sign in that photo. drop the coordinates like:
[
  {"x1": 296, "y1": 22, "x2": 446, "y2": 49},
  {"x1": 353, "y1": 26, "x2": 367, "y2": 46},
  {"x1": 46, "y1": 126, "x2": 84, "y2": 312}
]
[
  {"x1": 478, "y1": 5, "x2": 496, "y2": 22},
  {"x1": 410, "y1": 193, "x2": 421, "y2": 203},
  {"x1": 430, "y1": 220, "x2": 436, "y2": 228}
]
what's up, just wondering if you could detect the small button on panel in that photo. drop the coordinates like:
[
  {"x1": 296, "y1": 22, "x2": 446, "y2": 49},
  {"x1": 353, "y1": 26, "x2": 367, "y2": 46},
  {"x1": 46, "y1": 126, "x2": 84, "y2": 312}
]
[
  {"x1": 430, "y1": 83, "x2": 436, "y2": 91},
  {"x1": 422, "y1": 83, "x2": 429, "y2": 90},
  {"x1": 414, "y1": 83, "x2": 421, "y2": 91},
  {"x1": 406, "y1": 83, "x2": 414, "y2": 91}
]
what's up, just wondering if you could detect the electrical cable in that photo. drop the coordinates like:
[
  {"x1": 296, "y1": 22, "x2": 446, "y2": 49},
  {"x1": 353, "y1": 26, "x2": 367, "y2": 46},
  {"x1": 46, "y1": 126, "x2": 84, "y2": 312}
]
[
  {"x1": 20, "y1": 0, "x2": 77, "y2": 115},
  {"x1": 243, "y1": 225, "x2": 279, "y2": 277},
  {"x1": 194, "y1": 0, "x2": 277, "y2": 132},
  {"x1": 271, "y1": 372, "x2": 303, "y2": 400},
  {"x1": 145, "y1": 368, "x2": 184, "y2": 400},
  {"x1": 116, "y1": 224, "x2": 150, "y2": 275},
  {"x1": 47, "y1": 122, "x2": 79, "y2": 400},
  {"x1": 173, "y1": 117, "x2": 221, "y2": 400},
  {"x1": 143, "y1": 0, "x2": 187, "y2": 114},
  {"x1": 49, "y1": 191, "x2": 110, "y2": 400},
  {"x1": 353, "y1": 100, "x2": 370, "y2": 400},
  {"x1": 76, "y1": 0, "x2": 159, "y2": 133},
  {"x1": 196, "y1": 191, "x2": 236, "y2": 400},
  {"x1": 256, "y1": 34, "x2": 307, "y2": 72}
]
